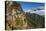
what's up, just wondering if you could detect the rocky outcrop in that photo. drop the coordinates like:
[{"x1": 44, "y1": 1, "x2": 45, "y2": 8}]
[{"x1": 5, "y1": 1, "x2": 28, "y2": 30}]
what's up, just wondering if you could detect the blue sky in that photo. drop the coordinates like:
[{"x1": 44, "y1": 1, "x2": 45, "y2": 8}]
[
  {"x1": 17, "y1": 1, "x2": 44, "y2": 11},
  {"x1": 17, "y1": 1, "x2": 45, "y2": 15}
]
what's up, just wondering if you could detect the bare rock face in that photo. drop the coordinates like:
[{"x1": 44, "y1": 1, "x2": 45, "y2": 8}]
[{"x1": 5, "y1": 1, "x2": 30, "y2": 30}]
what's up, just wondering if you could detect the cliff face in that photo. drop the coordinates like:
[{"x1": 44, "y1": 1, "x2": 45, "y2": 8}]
[
  {"x1": 5, "y1": 1, "x2": 28, "y2": 30},
  {"x1": 5, "y1": 1, "x2": 45, "y2": 30}
]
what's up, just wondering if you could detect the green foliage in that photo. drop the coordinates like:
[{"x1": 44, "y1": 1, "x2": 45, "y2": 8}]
[{"x1": 26, "y1": 13, "x2": 45, "y2": 28}]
